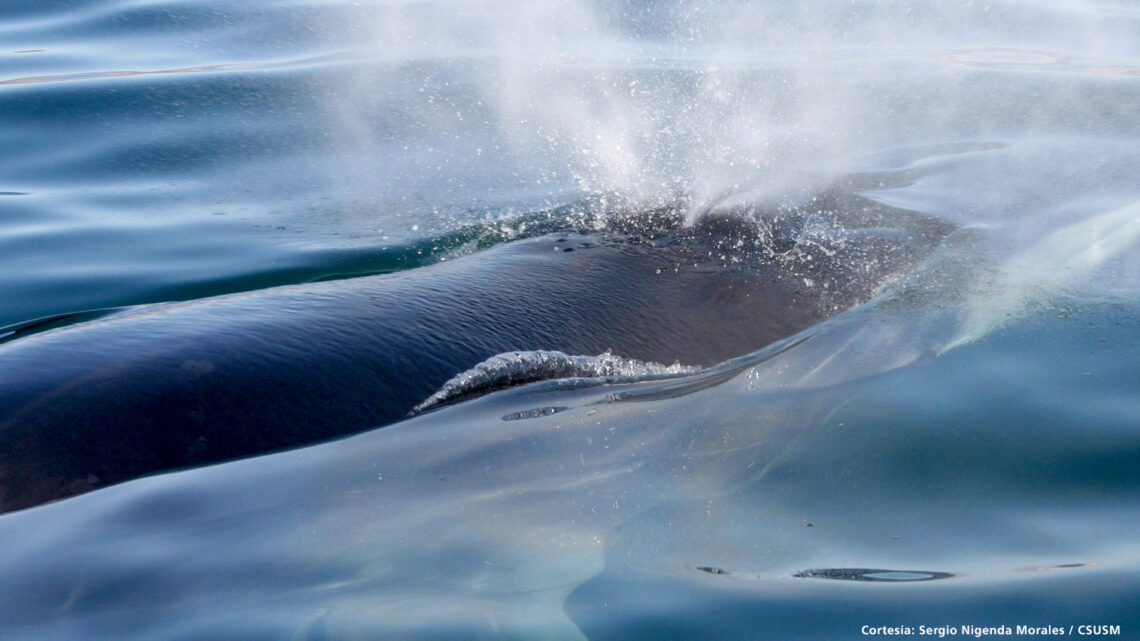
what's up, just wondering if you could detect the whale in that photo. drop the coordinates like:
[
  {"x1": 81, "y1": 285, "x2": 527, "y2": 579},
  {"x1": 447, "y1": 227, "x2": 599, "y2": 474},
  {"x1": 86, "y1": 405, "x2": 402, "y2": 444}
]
[
  {"x1": 2, "y1": 271, "x2": 1134, "y2": 641},
  {"x1": 0, "y1": 193, "x2": 953, "y2": 513}
]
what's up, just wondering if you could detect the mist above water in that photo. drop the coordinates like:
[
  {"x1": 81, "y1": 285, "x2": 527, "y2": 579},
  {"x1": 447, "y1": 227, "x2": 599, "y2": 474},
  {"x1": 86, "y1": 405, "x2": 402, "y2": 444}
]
[
  {"x1": 327, "y1": 0, "x2": 1138, "y2": 217},
  {"x1": 321, "y1": 0, "x2": 1140, "y2": 349}
]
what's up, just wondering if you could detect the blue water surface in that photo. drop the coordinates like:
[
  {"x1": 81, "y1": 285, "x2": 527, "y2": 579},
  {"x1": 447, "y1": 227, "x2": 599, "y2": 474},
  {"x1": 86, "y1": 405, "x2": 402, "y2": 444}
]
[{"x1": 2, "y1": 0, "x2": 1140, "y2": 639}]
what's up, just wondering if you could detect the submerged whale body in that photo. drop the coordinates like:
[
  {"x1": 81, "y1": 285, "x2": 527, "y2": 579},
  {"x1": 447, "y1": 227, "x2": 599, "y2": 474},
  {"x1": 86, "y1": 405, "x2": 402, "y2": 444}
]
[{"x1": 0, "y1": 193, "x2": 952, "y2": 513}]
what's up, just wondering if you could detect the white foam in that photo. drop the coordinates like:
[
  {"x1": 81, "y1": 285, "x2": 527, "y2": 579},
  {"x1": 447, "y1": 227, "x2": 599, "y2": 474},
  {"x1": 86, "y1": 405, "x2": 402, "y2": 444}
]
[{"x1": 413, "y1": 350, "x2": 699, "y2": 414}]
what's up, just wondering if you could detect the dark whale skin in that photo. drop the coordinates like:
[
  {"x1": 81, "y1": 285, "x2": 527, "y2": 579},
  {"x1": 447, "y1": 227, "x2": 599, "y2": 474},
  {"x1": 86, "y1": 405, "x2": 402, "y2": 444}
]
[{"x1": 0, "y1": 210, "x2": 949, "y2": 513}]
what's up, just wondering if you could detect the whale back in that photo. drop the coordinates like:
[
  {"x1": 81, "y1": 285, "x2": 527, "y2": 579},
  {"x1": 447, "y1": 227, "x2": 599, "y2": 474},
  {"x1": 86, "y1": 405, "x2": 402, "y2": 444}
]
[{"x1": 0, "y1": 195, "x2": 953, "y2": 512}]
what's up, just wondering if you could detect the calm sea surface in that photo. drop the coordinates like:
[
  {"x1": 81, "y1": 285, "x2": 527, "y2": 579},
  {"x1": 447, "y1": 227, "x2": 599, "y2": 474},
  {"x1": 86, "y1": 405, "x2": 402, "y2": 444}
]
[{"x1": 1, "y1": 1, "x2": 1139, "y2": 639}]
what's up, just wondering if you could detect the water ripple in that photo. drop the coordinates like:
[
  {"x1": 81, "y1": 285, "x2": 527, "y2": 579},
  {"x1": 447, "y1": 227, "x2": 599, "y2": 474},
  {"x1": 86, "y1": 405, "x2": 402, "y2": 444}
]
[{"x1": 0, "y1": 52, "x2": 358, "y2": 87}]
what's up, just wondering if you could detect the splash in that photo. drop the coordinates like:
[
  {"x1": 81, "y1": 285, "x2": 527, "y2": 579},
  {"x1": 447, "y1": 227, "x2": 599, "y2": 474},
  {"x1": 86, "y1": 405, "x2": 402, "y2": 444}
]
[
  {"x1": 413, "y1": 350, "x2": 700, "y2": 414},
  {"x1": 323, "y1": 0, "x2": 1140, "y2": 230},
  {"x1": 943, "y1": 200, "x2": 1140, "y2": 352}
]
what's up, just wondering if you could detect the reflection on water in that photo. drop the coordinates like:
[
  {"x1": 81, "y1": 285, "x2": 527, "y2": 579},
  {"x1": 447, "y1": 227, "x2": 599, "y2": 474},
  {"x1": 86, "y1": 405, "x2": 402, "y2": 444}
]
[{"x1": 0, "y1": 53, "x2": 359, "y2": 87}]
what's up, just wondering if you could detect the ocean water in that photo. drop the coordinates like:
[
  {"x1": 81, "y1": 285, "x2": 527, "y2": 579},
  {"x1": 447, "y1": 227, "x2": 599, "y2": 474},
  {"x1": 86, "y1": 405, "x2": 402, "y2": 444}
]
[{"x1": 2, "y1": 1, "x2": 1140, "y2": 639}]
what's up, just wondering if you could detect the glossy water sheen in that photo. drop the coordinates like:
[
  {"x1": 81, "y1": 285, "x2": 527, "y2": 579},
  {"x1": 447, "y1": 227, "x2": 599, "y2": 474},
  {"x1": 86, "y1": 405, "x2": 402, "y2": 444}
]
[{"x1": 1, "y1": 1, "x2": 1139, "y2": 639}]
